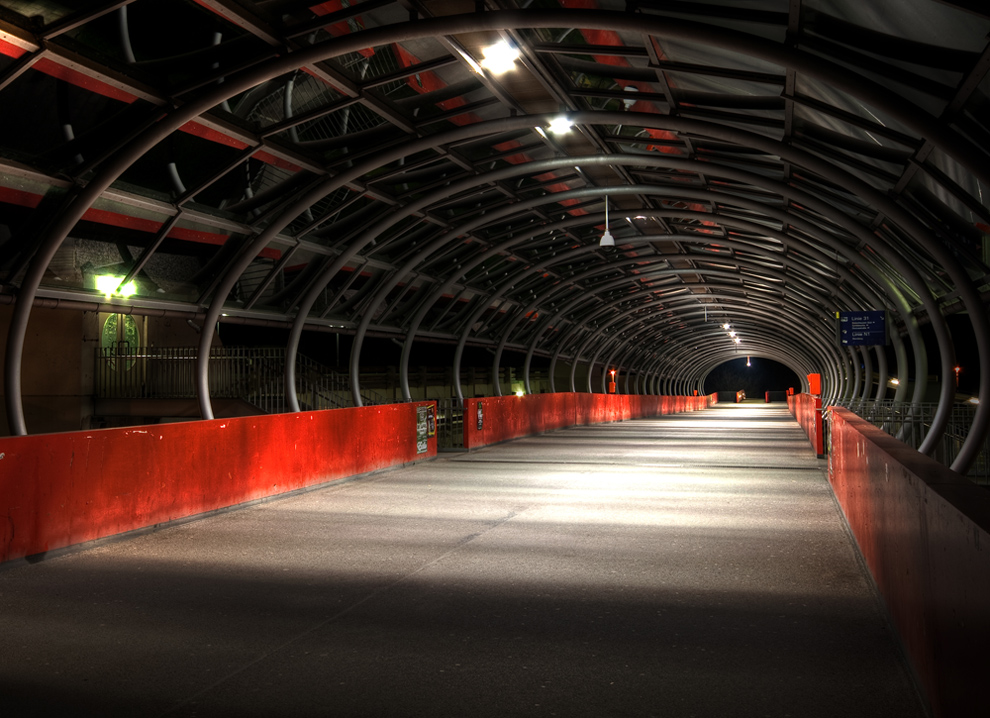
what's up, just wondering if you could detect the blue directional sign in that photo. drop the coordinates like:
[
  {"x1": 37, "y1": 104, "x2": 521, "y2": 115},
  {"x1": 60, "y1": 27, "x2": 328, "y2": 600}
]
[{"x1": 838, "y1": 310, "x2": 887, "y2": 346}]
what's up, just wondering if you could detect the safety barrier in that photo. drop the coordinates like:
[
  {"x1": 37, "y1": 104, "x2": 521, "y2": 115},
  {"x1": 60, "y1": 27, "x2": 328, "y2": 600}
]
[
  {"x1": 0, "y1": 402, "x2": 436, "y2": 564},
  {"x1": 787, "y1": 392, "x2": 824, "y2": 457},
  {"x1": 828, "y1": 408, "x2": 990, "y2": 718},
  {"x1": 832, "y1": 400, "x2": 987, "y2": 484},
  {"x1": 463, "y1": 393, "x2": 712, "y2": 450}
]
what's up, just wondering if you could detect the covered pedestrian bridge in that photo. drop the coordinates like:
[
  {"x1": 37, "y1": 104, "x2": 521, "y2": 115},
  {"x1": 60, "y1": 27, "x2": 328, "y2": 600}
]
[{"x1": 1, "y1": 2, "x2": 989, "y2": 717}]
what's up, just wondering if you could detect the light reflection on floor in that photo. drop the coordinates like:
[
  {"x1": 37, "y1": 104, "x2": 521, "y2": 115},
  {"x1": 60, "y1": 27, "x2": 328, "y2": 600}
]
[{"x1": 0, "y1": 403, "x2": 925, "y2": 718}]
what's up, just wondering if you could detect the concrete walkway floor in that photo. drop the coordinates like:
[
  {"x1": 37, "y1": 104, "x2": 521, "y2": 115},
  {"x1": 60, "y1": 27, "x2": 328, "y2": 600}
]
[{"x1": 0, "y1": 404, "x2": 927, "y2": 717}]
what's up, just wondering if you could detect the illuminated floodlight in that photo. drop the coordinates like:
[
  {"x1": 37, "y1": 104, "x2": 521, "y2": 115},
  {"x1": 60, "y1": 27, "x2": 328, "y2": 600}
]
[
  {"x1": 746, "y1": 356, "x2": 751, "y2": 367},
  {"x1": 515, "y1": 390, "x2": 525, "y2": 397},
  {"x1": 728, "y1": 330, "x2": 736, "y2": 337},
  {"x1": 890, "y1": 377, "x2": 900, "y2": 386},
  {"x1": 95, "y1": 275, "x2": 117, "y2": 297},
  {"x1": 96, "y1": 275, "x2": 137, "y2": 299},
  {"x1": 547, "y1": 116, "x2": 574, "y2": 134},
  {"x1": 118, "y1": 280, "x2": 137, "y2": 297},
  {"x1": 722, "y1": 323, "x2": 731, "y2": 330},
  {"x1": 480, "y1": 41, "x2": 520, "y2": 75},
  {"x1": 734, "y1": 337, "x2": 741, "y2": 344},
  {"x1": 966, "y1": 397, "x2": 980, "y2": 405}
]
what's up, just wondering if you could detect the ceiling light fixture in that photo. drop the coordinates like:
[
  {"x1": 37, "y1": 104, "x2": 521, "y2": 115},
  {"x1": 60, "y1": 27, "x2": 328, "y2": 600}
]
[
  {"x1": 480, "y1": 41, "x2": 519, "y2": 75},
  {"x1": 547, "y1": 116, "x2": 574, "y2": 134},
  {"x1": 96, "y1": 275, "x2": 137, "y2": 299},
  {"x1": 600, "y1": 196, "x2": 614, "y2": 247}
]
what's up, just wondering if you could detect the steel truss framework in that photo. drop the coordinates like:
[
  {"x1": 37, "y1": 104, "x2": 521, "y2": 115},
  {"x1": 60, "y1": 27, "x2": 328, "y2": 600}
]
[{"x1": 0, "y1": 1, "x2": 988, "y2": 473}]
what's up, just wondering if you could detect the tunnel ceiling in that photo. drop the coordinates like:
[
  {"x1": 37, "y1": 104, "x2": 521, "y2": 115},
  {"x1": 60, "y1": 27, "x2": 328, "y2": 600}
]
[{"x1": 1, "y1": 1, "x2": 989, "y2": 417}]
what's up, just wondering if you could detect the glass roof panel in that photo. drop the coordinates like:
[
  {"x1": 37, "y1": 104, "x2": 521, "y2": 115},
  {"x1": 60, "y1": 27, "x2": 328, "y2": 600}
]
[
  {"x1": 802, "y1": 46, "x2": 950, "y2": 117},
  {"x1": 792, "y1": 75, "x2": 920, "y2": 146},
  {"x1": 662, "y1": 71, "x2": 782, "y2": 98},
  {"x1": 330, "y1": 38, "x2": 431, "y2": 84},
  {"x1": 293, "y1": 0, "x2": 415, "y2": 37},
  {"x1": 922, "y1": 146, "x2": 990, "y2": 227},
  {"x1": 652, "y1": 35, "x2": 786, "y2": 76},
  {"x1": 637, "y1": 1, "x2": 788, "y2": 43},
  {"x1": 242, "y1": 72, "x2": 345, "y2": 129},
  {"x1": 805, "y1": 0, "x2": 990, "y2": 53}
]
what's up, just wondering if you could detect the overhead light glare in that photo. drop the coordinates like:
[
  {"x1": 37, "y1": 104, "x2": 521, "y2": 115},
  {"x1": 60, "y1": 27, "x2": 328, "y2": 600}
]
[
  {"x1": 480, "y1": 41, "x2": 520, "y2": 75},
  {"x1": 547, "y1": 116, "x2": 574, "y2": 134},
  {"x1": 96, "y1": 275, "x2": 137, "y2": 298},
  {"x1": 722, "y1": 323, "x2": 731, "y2": 330},
  {"x1": 734, "y1": 337, "x2": 741, "y2": 344}
]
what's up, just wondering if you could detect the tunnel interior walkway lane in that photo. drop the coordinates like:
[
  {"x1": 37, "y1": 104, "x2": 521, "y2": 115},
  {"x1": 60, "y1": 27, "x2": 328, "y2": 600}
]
[{"x1": 0, "y1": 404, "x2": 925, "y2": 718}]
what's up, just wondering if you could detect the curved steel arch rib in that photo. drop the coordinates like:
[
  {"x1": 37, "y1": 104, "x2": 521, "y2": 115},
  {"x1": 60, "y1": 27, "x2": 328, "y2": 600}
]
[
  {"x1": 3, "y1": 9, "x2": 986, "y2": 474},
  {"x1": 381, "y1": 171, "x2": 944, "y2": 435}
]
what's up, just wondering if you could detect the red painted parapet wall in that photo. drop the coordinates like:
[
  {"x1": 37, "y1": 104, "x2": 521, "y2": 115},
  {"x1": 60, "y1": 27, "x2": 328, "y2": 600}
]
[
  {"x1": 463, "y1": 393, "x2": 712, "y2": 449},
  {"x1": 828, "y1": 408, "x2": 990, "y2": 718},
  {"x1": 0, "y1": 403, "x2": 436, "y2": 564},
  {"x1": 787, "y1": 392, "x2": 824, "y2": 456}
]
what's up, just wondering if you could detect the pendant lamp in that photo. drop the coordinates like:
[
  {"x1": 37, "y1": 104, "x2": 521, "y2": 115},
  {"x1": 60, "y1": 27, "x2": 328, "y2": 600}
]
[{"x1": 600, "y1": 197, "x2": 614, "y2": 247}]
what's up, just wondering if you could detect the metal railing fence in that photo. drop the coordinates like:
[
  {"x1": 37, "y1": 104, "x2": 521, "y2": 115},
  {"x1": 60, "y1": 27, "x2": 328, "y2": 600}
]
[
  {"x1": 434, "y1": 398, "x2": 465, "y2": 452},
  {"x1": 831, "y1": 400, "x2": 988, "y2": 485},
  {"x1": 95, "y1": 346, "x2": 387, "y2": 413}
]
